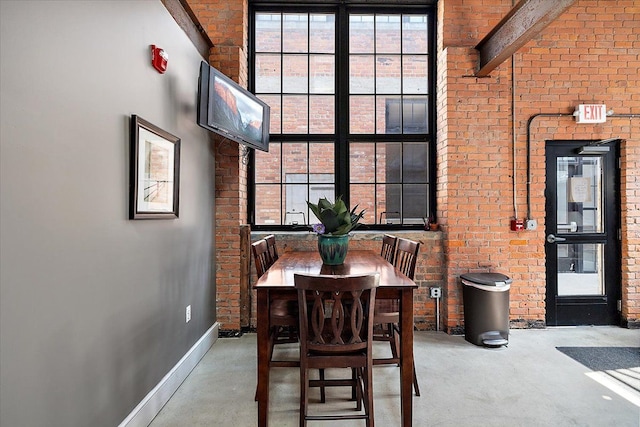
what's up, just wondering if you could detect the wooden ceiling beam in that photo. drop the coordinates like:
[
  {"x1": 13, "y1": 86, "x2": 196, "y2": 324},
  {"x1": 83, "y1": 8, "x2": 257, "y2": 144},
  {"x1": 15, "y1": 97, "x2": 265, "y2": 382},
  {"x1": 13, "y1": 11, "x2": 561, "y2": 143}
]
[{"x1": 475, "y1": 0, "x2": 576, "y2": 77}]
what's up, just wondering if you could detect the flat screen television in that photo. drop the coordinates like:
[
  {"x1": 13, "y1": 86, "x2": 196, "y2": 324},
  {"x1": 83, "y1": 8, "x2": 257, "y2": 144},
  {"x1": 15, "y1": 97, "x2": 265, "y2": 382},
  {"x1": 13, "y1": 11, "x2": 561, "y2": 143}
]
[{"x1": 197, "y1": 61, "x2": 270, "y2": 152}]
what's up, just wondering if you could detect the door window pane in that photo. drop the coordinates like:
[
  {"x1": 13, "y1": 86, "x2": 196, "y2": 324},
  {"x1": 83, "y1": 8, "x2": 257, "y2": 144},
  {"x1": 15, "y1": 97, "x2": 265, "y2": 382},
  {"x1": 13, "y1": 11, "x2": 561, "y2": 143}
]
[
  {"x1": 557, "y1": 243, "x2": 605, "y2": 296},
  {"x1": 556, "y1": 157, "x2": 603, "y2": 233}
]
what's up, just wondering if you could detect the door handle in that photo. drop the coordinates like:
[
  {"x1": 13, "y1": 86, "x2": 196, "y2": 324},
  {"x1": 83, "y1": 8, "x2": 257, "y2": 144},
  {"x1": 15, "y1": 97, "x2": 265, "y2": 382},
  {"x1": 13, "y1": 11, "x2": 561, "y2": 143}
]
[{"x1": 546, "y1": 234, "x2": 567, "y2": 243}]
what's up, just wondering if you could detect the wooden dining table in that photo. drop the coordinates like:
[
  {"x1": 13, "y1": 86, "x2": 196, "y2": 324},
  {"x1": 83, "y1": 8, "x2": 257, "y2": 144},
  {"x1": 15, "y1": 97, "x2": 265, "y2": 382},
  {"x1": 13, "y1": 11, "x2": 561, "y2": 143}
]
[{"x1": 254, "y1": 250, "x2": 418, "y2": 427}]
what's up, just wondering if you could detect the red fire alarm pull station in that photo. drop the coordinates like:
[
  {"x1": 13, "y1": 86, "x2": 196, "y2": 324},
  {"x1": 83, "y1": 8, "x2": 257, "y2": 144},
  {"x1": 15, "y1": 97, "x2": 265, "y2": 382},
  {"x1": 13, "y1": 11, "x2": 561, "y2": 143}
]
[
  {"x1": 151, "y1": 45, "x2": 168, "y2": 74},
  {"x1": 510, "y1": 219, "x2": 524, "y2": 231}
]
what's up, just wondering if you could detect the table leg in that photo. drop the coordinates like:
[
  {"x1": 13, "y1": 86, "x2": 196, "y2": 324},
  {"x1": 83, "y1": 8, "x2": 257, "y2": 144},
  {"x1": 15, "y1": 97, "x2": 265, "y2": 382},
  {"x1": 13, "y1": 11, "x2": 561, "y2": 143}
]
[
  {"x1": 399, "y1": 289, "x2": 414, "y2": 427},
  {"x1": 257, "y1": 289, "x2": 270, "y2": 427}
]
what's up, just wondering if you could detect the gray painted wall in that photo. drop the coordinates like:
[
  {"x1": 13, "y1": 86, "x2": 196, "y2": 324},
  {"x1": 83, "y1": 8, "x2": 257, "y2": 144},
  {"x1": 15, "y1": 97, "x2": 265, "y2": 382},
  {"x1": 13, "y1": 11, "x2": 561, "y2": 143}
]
[{"x1": 0, "y1": 1, "x2": 216, "y2": 426}]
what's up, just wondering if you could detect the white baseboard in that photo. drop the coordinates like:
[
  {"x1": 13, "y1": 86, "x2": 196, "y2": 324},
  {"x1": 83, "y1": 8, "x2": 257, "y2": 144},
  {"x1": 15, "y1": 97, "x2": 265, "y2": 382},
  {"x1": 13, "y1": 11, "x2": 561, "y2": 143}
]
[{"x1": 119, "y1": 322, "x2": 219, "y2": 427}]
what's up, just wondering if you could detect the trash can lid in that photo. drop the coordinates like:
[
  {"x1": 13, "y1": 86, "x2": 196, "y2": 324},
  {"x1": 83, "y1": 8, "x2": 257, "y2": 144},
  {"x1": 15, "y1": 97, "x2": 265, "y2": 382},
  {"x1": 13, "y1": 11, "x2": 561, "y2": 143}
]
[{"x1": 460, "y1": 272, "x2": 512, "y2": 286}]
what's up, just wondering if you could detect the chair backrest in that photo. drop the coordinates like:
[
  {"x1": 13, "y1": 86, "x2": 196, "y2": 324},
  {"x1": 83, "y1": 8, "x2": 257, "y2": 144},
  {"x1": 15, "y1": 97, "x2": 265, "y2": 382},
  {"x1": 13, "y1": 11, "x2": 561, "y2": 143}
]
[
  {"x1": 251, "y1": 239, "x2": 273, "y2": 278},
  {"x1": 380, "y1": 234, "x2": 397, "y2": 263},
  {"x1": 294, "y1": 273, "x2": 379, "y2": 354},
  {"x1": 394, "y1": 237, "x2": 420, "y2": 280},
  {"x1": 265, "y1": 234, "x2": 279, "y2": 262}
]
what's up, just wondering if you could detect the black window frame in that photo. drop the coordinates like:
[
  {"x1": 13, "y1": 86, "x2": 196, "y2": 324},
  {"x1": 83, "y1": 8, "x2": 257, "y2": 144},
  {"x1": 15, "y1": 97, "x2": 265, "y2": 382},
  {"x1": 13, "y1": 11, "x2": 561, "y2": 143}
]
[{"x1": 248, "y1": 1, "x2": 437, "y2": 232}]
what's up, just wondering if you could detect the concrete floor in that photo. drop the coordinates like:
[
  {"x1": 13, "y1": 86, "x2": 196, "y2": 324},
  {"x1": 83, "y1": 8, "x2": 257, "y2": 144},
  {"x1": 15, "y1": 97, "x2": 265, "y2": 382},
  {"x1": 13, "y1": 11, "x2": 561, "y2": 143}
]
[{"x1": 149, "y1": 326, "x2": 639, "y2": 426}]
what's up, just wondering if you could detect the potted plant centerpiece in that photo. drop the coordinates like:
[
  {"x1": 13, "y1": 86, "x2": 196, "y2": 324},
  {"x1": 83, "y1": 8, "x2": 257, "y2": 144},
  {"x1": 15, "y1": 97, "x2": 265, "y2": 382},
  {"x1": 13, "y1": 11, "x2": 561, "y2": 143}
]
[{"x1": 307, "y1": 196, "x2": 365, "y2": 265}]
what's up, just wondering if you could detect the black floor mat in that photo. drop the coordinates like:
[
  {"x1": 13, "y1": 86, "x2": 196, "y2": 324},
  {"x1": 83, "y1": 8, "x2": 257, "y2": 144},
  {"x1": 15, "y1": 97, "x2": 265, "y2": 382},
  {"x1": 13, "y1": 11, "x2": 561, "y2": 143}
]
[{"x1": 556, "y1": 347, "x2": 640, "y2": 371}]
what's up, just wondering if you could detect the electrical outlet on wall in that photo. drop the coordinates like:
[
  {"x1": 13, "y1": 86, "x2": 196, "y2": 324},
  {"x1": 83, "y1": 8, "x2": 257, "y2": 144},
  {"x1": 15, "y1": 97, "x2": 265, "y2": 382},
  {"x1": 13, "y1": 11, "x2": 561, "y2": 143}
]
[
  {"x1": 186, "y1": 305, "x2": 191, "y2": 323},
  {"x1": 430, "y1": 287, "x2": 442, "y2": 298}
]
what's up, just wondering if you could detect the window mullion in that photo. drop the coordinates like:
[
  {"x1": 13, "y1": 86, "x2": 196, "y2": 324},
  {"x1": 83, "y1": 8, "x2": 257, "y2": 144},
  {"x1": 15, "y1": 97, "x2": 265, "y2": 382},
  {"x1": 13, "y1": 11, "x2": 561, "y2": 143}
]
[{"x1": 336, "y1": 5, "x2": 349, "y2": 205}]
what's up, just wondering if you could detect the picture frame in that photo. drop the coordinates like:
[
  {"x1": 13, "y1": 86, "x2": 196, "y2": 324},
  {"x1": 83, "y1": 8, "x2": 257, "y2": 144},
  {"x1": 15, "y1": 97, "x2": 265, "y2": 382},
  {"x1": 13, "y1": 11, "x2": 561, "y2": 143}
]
[{"x1": 129, "y1": 115, "x2": 180, "y2": 219}]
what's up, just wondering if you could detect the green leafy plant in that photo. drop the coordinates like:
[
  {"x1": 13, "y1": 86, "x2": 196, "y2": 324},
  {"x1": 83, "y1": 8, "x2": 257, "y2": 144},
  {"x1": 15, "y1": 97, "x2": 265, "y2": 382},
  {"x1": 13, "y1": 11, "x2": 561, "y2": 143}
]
[{"x1": 307, "y1": 196, "x2": 365, "y2": 236}]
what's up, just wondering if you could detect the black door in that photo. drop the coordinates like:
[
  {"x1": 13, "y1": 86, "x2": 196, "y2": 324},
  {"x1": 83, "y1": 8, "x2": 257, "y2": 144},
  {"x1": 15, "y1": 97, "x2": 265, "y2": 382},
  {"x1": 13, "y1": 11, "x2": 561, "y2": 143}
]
[{"x1": 545, "y1": 140, "x2": 621, "y2": 326}]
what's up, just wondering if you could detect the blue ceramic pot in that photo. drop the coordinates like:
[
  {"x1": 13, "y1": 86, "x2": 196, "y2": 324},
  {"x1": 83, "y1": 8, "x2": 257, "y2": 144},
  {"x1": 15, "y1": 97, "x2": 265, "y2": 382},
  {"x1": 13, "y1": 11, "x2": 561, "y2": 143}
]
[{"x1": 317, "y1": 234, "x2": 349, "y2": 265}]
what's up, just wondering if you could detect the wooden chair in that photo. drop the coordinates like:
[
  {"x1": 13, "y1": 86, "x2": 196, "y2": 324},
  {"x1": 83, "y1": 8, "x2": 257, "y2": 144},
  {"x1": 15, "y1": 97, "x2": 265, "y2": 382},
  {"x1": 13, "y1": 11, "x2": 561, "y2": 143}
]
[
  {"x1": 251, "y1": 239, "x2": 298, "y2": 379},
  {"x1": 373, "y1": 237, "x2": 421, "y2": 396},
  {"x1": 380, "y1": 234, "x2": 397, "y2": 263},
  {"x1": 265, "y1": 234, "x2": 279, "y2": 263},
  {"x1": 252, "y1": 239, "x2": 272, "y2": 278},
  {"x1": 295, "y1": 273, "x2": 379, "y2": 427}
]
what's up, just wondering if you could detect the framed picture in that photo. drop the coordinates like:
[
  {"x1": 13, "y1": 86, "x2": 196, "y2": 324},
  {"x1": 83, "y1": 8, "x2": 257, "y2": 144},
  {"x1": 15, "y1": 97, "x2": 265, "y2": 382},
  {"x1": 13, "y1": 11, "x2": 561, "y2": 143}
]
[{"x1": 129, "y1": 115, "x2": 180, "y2": 219}]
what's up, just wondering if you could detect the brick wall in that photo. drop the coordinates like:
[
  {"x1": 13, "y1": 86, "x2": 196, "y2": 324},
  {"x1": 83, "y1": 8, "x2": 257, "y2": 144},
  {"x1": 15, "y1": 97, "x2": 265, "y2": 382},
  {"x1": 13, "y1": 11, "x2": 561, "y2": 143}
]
[
  {"x1": 187, "y1": 0, "x2": 639, "y2": 332},
  {"x1": 439, "y1": 0, "x2": 640, "y2": 330}
]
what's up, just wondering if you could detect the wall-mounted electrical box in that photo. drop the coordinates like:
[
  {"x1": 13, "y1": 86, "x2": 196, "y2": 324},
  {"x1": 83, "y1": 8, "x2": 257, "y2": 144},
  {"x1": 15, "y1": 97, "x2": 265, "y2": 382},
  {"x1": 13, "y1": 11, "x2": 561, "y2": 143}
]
[{"x1": 510, "y1": 219, "x2": 524, "y2": 231}]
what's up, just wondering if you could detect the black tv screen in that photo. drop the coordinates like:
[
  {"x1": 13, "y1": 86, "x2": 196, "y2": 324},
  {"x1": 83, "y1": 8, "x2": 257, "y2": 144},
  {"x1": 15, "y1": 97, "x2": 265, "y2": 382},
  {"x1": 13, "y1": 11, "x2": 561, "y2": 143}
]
[{"x1": 197, "y1": 61, "x2": 270, "y2": 152}]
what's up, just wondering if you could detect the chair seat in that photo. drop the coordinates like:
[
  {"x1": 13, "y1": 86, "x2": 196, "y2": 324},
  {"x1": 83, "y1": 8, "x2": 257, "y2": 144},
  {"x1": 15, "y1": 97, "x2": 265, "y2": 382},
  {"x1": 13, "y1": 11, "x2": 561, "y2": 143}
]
[{"x1": 269, "y1": 299, "x2": 298, "y2": 324}]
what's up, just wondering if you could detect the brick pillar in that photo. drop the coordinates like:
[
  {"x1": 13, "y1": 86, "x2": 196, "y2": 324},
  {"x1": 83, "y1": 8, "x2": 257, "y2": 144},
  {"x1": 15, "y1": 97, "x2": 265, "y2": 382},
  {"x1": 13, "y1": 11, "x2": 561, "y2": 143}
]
[{"x1": 188, "y1": 0, "x2": 248, "y2": 332}]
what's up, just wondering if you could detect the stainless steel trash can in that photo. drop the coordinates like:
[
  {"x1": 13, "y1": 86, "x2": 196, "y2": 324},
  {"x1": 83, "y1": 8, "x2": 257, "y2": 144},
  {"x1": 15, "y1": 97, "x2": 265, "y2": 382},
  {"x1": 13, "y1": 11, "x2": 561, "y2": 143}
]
[{"x1": 461, "y1": 273, "x2": 512, "y2": 347}]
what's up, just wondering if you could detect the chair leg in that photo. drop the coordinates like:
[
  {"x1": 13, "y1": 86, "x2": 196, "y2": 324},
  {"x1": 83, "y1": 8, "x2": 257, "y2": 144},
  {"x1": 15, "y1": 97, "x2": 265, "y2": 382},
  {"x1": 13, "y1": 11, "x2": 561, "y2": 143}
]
[
  {"x1": 354, "y1": 368, "x2": 362, "y2": 411},
  {"x1": 390, "y1": 325, "x2": 400, "y2": 366},
  {"x1": 319, "y1": 369, "x2": 326, "y2": 403},
  {"x1": 254, "y1": 326, "x2": 278, "y2": 401},
  {"x1": 392, "y1": 323, "x2": 420, "y2": 396},
  {"x1": 364, "y1": 365, "x2": 374, "y2": 427},
  {"x1": 300, "y1": 367, "x2": 308, "y2": 427},
  {"x1": 412, "y1": 360, "x2": 421, "y2": 396}
]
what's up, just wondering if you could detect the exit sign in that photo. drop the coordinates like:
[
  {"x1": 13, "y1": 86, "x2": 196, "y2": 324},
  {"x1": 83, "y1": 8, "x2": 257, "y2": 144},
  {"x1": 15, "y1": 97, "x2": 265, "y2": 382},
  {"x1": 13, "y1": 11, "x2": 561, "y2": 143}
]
[{"x1": 575, "y1": 104, "x2": 607, "y2": 124}]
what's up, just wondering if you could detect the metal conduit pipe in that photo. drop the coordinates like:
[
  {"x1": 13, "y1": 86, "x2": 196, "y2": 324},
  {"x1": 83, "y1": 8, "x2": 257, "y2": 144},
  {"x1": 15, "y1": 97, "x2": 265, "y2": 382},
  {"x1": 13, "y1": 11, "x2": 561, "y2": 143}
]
[
  {"x1": 525, "y1": 112, "x2": 640, "y2": 220},
  {"x1": 512, "y1": 55, "x2": 518, "y2": 220}
]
